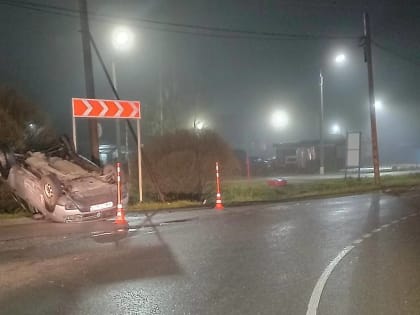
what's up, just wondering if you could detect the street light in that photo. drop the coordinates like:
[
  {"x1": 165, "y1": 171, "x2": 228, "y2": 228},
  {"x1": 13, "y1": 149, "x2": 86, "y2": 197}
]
[
  {"x1": 374, "y1": 100, "x2": 383, "y2": 111},
  {"x1": 193, "y1": 119, "x2": 205, "y2": 130},
  {"x1": 330, "y1": 123, "x2": 341, "y2": 135},
  {"x1": 111, "y1": 26, "x2": 135, "y2": 52},
  {"x1": 334, "y1": 53, "x2": 346, "y2": 64},
  {"x1": 110, "y1": 26, "x2": 135, "y2": 159},
  {"x1": 271, "y1": 110, "x2": 289, "y2": 129},
  {"x1": 319, "y1": 52, "x2": 347, "y2": 175}
]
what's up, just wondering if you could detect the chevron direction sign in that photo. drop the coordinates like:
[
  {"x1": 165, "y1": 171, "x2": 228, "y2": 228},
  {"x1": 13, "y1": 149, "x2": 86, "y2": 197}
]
[{"x1": 72, "y1": 98, "x2": 141, "y2": 119}]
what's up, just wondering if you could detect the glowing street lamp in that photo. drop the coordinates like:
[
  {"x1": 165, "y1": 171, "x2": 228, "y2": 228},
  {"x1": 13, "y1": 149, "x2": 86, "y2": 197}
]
[
  {"x1": 194, "y1": 119, "x2": 205, "y2": 130},
  {"x1": 374, "y1": 100, "x2": 383, "y2": 111},
  {"x1": 334, "y1": 53, "x2": 347, "y2": 64},
  {"x1": 111, "y1": 26, "x2": 135, "y2": 52},
  {"x1": 271, "y1": 110, "x2": 289, "y2": 129},
  {"x1": 330, "y1": 123, "x2": 341, "y2": 135}
]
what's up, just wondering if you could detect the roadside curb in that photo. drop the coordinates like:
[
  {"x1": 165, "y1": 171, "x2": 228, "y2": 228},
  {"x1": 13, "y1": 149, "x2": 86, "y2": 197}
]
[{"x1": 0, "y1": 216, "x2": 41, "y2": 226}]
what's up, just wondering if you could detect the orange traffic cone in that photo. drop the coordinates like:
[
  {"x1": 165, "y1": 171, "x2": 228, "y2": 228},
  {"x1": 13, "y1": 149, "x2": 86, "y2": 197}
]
[
  {"x1": 114, "y1": 205, "x2": 128, "y2": 225},
  {"x1": 215, "y1": 192, "x2": 224, "y2": 210},
  {"x1": 214, "y1": 162, "x2": 224, "y2": 211},
  {"x1": 114, "y1": 162, "x2": 128, "y2": 225}
]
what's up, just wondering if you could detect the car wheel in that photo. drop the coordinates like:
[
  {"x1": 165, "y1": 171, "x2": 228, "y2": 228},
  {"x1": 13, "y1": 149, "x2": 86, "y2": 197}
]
[
  {"x1": 59, "y1": 134, "x2": 76, "y2": 158},
  {"x1": 41, "y1": 174, "x2": 62, "y2": 212},
  {"x1": 0, "y1": 146, "x2": 15, "y2": 178},
  {"x1": 103, "y1": 164, "x2": 118, "y2": 184},
  {"x1": 104, "y1": 164, "x2": 128, "y2": 184},
  {"x1": 32, "y1": 213, "x2": 45, "y2": 220}
]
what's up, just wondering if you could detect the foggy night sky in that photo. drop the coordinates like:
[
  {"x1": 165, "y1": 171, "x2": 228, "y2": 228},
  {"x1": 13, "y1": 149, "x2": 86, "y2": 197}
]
[{"x1": 1, "y1": 0, "x2": 420, "y2": 163}]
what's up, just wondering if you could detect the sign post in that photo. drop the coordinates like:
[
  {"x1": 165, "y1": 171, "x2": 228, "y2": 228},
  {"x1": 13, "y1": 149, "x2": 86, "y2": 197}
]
[{"x1": 72, "y1": 98, "x2": 143, "y2": 202}]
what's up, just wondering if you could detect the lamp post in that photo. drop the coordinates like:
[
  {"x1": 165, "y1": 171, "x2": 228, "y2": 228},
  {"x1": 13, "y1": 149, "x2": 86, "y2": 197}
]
[
  {"x1": 111, "y1": 26, "x2": 134, "y2": 160},
  {"x1": 319, "y1": 53, "x2": 347, "y2": 175}
]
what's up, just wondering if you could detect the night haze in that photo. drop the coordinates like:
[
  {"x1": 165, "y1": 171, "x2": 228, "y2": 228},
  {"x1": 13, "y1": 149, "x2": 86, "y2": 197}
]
[{"x1": 1, "y1": 0, "x2": 420, "y2": 163}]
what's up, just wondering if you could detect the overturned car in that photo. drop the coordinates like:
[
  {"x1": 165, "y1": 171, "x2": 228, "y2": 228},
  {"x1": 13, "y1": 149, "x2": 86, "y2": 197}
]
[{"x1": 0, "y1": 137, "x2": 126, "y2": 223}]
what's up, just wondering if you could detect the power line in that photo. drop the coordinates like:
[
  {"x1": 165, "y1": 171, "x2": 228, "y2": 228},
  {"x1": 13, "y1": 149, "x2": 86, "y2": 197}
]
[
  {"x1": 0, "y1": 0, "x2": 76, "y2": 18},
  {"x1": 259, "y1": 0, "x2": 420, "y2": 10},
  {"x1": 0, "y1": 0, "x2": 359, "y2": 41},
  {"x1": 372, "y1": 40, "x2": 420, "y2": 67}
]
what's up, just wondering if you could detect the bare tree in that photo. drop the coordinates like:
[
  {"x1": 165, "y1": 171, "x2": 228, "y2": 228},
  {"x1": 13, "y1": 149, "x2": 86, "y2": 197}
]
[{"x1": 0, "y1": 86, "x2": 56, "y2": 151}]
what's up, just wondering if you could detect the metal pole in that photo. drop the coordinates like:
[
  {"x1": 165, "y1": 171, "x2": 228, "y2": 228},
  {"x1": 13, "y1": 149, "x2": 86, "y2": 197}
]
[
  {"x1": 363, "y1": 12, "x2": 381, "y2": 184},
  {"x1": 159, "y1": 70, "x2": 164, "y2": 136},
  {"x1": 137, "y1": 119, "x2": 143, "y2": 202},
  {"x1": 319, "y1": 70, "x2": 325, "y2": 175},
  {"x1": 78, "y1": 0, "x2": 99, "y2": 165},
  {"x1": 111, "y1": 60, "x2": 121, "y2": 159},
  {"x1": 72, "y1": 115, "x2": 77, "y2": 152},
  {"x1": 246, "y1": 152, "x2": 251, "y2": 180},
  {"x1": 358, "y1": 132, "x2": 362, "y2": 180}
]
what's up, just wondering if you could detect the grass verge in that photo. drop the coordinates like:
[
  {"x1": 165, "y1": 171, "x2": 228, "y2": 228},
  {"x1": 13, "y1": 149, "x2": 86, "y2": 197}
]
[
  {"x1": 2, "y1": 173, "x2": 420, "y2": 218},
  {"x1": 218, "y1": 173, "x2": 420, "y2": 205},
  {"x1": 127, "y1": 200, "x2": 202, "y2": 212},
  {"x1": 0, "y1": 211, "x2": 30, "y2": 220}
]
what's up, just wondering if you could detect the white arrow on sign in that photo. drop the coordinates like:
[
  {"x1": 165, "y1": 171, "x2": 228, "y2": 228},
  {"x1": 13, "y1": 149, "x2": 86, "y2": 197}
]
[
  {"x1": 129, "y1": 102, "x2": 139, "y2": 118},
  {"x1": 98, "y1": 100, "x2": 107, "y2": 117},
  {"x1": 81, "y1": 99, "x2": 93, "y2": 116}
]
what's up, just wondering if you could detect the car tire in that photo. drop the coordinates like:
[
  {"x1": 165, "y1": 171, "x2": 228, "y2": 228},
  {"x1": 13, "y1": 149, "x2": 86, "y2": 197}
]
[
  {"x1": 103, "y1": 164, "x2": 116, "y2": 183},
  {"x1": 0, "y1": 146, "x2": 15, "y2": 179},
  {"x1": 59, "y1": 135, "x2": 76, "y2": 158},
  {"x1": 41, "y1": 174, "x2": 62, "y2": 212},
  {"x1": 102, "y1": 164, "x2": 126, "y2": 184},
  {"x1": 32, "y1": 213, "x2": 45, "y2": 220}
]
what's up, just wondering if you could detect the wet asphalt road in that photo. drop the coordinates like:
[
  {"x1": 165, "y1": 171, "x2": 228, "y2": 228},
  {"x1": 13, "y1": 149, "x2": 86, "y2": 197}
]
[{"x1": 1, "y1": 192, "x2": 420, "y2": 315}]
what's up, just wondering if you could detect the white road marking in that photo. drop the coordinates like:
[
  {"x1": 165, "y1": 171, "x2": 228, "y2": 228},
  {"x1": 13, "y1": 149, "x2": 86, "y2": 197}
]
[
  {"x1": 307, "y1": 212, "x2": 417, "y2": 315},
  {"x1": 306, "y1": 245, "x2": 355, "y2": 315}
]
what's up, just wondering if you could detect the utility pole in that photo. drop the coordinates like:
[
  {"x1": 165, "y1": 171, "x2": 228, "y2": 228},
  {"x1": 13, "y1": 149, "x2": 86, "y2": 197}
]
[
  {"x1": 78, "y1": 0, "x2": 99, "y2": 165},
  {"x1": 362, "y1": 12, "x2": 380, "y2": 184},
  {"x1": 319, "y1": 70, "x2": 325, "y2": 175}
]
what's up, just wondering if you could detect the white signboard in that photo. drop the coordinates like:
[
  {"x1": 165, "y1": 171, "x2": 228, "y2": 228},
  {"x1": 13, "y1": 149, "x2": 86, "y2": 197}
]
[{"x1": 346, "y1": 132, "x2": 361, "y2": 168}]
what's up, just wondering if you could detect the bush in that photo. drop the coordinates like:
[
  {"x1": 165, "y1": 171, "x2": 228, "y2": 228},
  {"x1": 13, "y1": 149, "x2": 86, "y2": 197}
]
[{"x1": 139, "y1": 129, "x2": 240, "y2": 201}]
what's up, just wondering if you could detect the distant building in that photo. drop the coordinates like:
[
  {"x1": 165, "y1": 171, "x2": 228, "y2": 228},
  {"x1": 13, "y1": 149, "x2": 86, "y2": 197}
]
[
  {"x1": 99, "y1": 144, "x2": 118, "y2": 165},
  {"x1": 273, "y1": 137, "x2": 346, "y2": 173}
]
